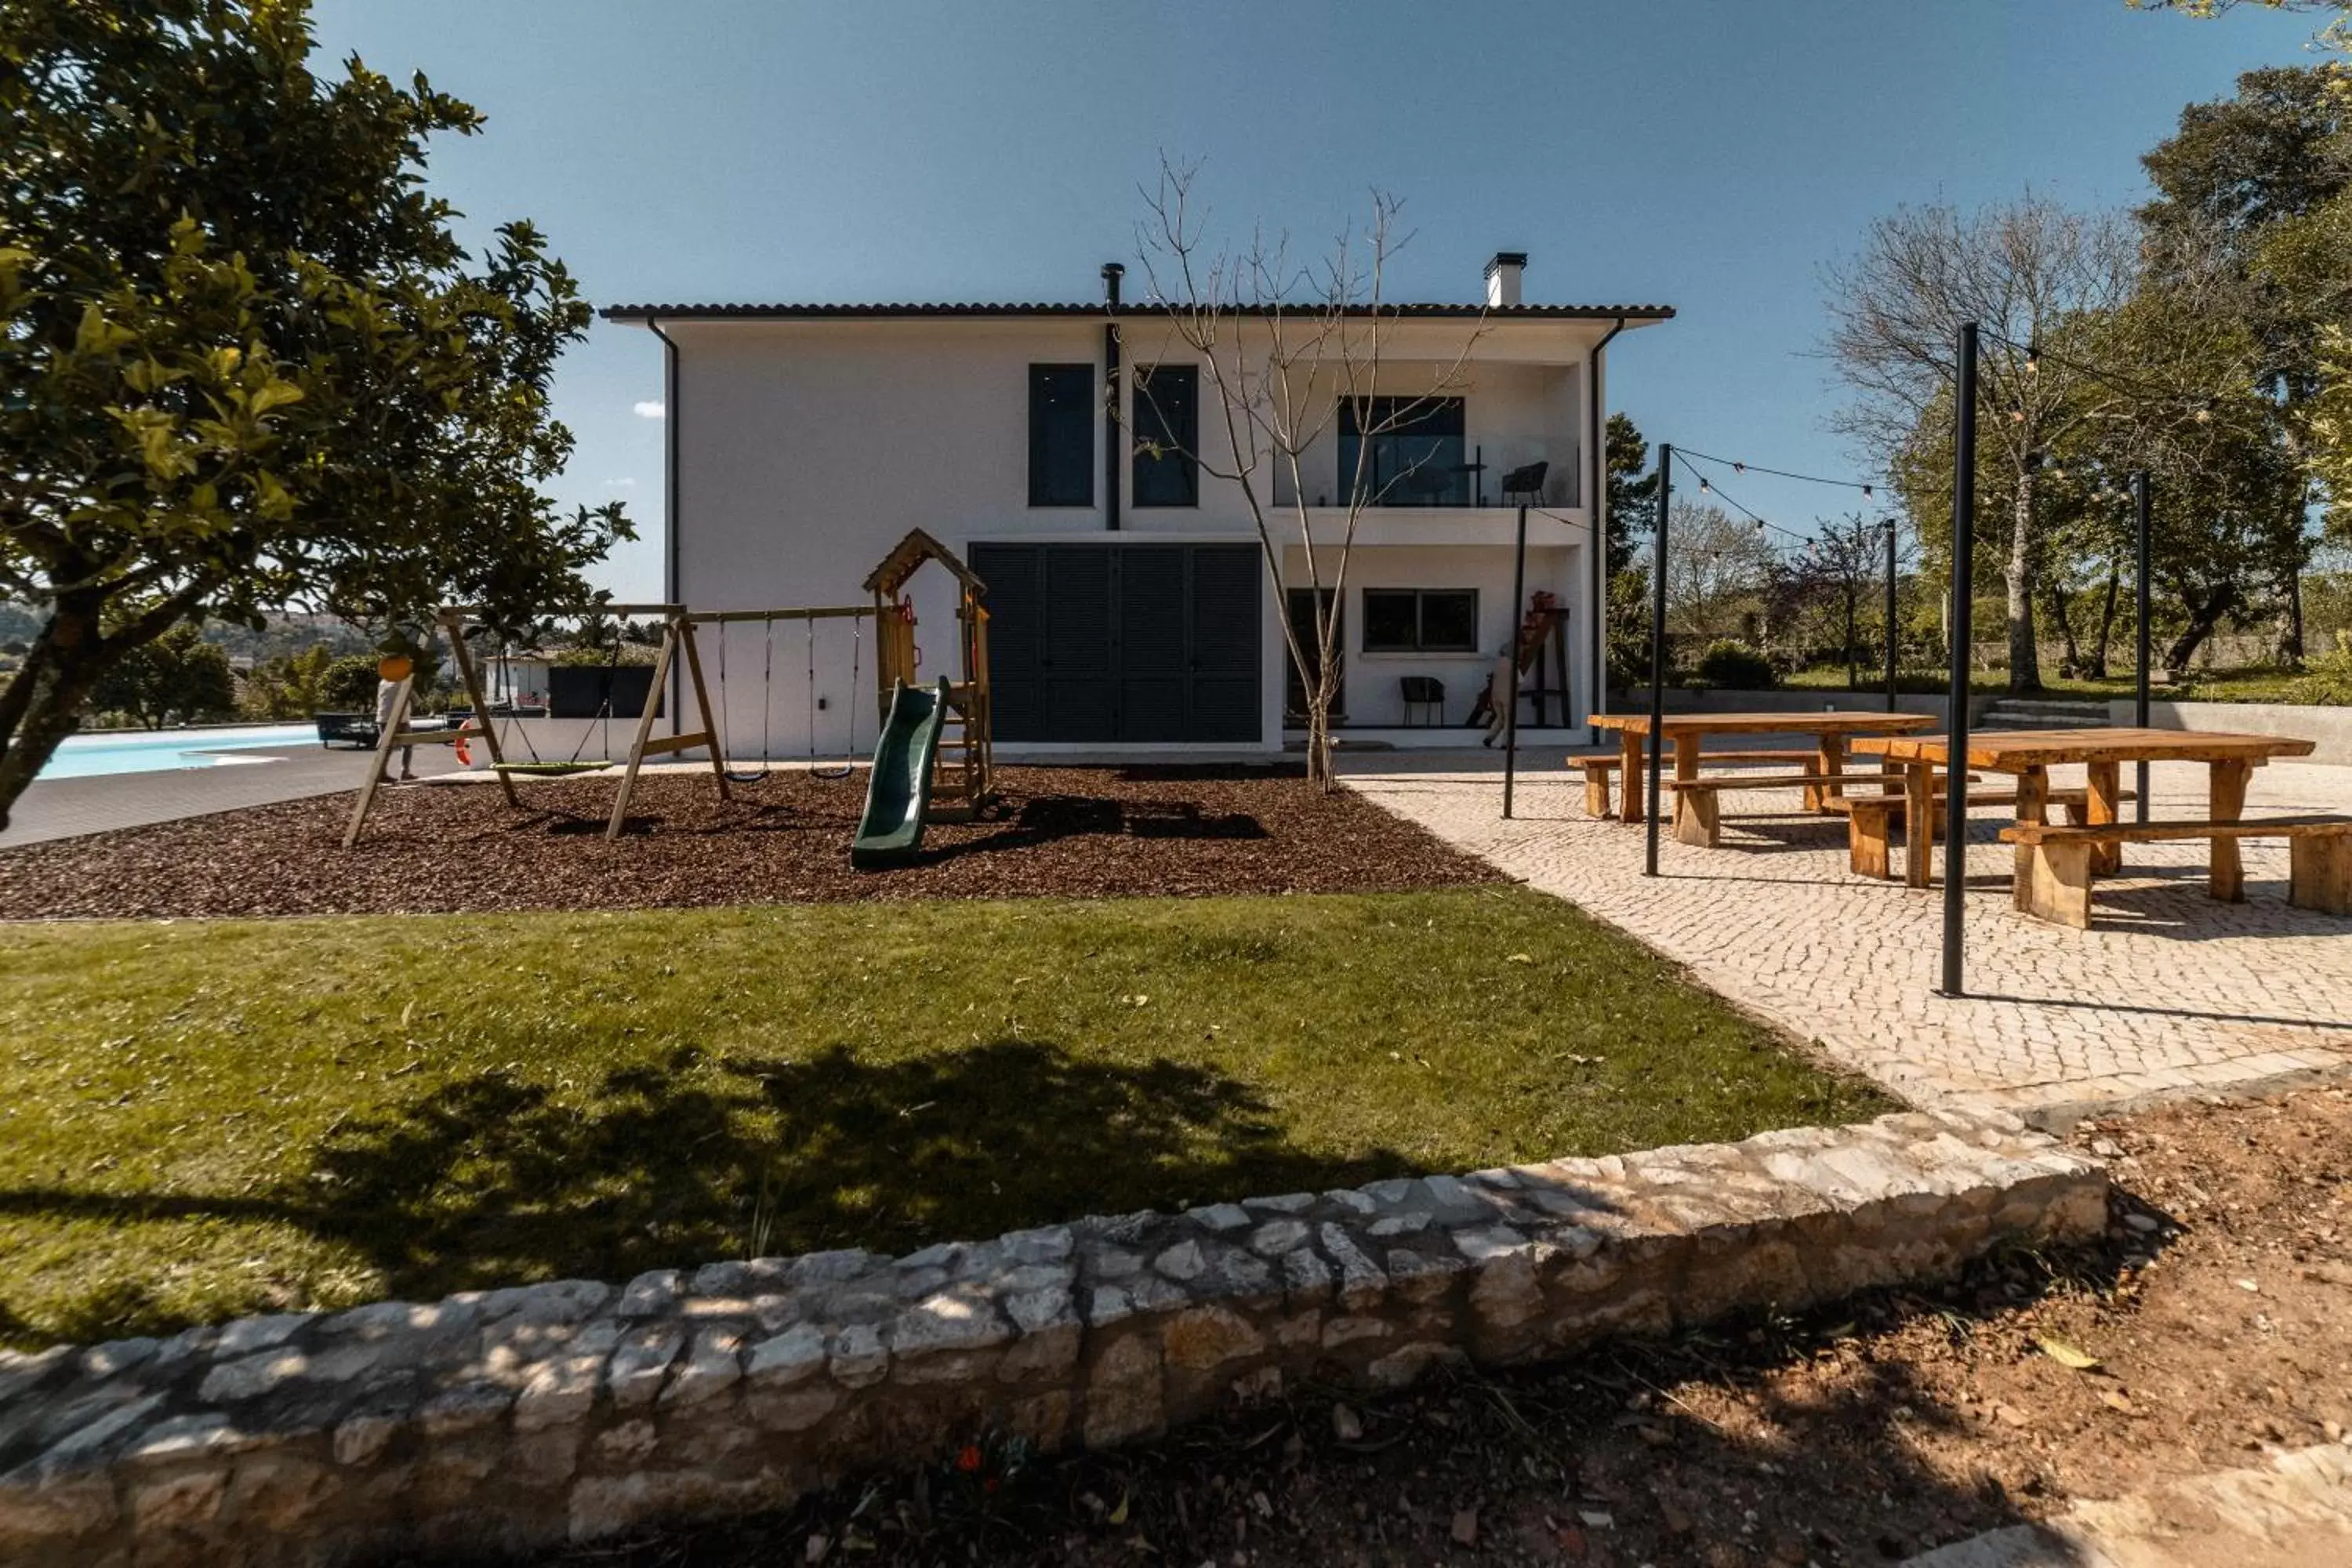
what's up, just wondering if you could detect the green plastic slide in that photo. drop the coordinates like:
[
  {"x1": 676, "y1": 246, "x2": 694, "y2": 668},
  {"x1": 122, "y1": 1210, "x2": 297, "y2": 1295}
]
[{"x1": 849, "y1": 677, "x2": 950, "y2": 869}]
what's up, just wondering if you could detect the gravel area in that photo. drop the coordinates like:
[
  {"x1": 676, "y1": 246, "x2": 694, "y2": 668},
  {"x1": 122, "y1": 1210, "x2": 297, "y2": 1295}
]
[
  {"x1": 475, "y1": 1084, "x2": 2352, "y2": 1568},
  {"x1": 0, "y1": 765, "x2": 1497, "y2": 919}
]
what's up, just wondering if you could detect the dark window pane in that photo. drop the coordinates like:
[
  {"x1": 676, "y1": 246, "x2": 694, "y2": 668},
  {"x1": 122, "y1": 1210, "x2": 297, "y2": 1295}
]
[
  {"x1": 1029, "y1": 364, "x2": 1094, "y2": 507},
  {"x1": 1418, "y1": 590, "x2": 1478, "y2": 652},
  {"x1": 1362, "y1": 590, "x2": 1417, "y2": 652},
  {"x1": 1338, "y1": 397, "x2": 1468, "y2": 506},
  {"x1": 1132, "y1": 365, "x2": 1198, "y2": 507}
]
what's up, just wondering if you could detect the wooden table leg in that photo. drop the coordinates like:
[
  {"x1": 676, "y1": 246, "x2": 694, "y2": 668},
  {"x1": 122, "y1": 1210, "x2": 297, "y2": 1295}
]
[
  {"x1": 1618, "y1": 731, "x2": 1646, "y2": 826},
  {"x1": 1808, "y1": 735, "x2": 1847, "y2": 811},
  {"x1": 2013, "y1": 767, "x2": 2049, "y2": 911},
  {"x1": 2085, "y1": 760, "x2": 2122, "y2": 873},
  {"x1": 1669, "y1": 733, "x2": 1700, "y2": 837},
  {"x1": 2210, "y1": 759, "x2": 2252, "y2": 902},
  {"x1": 1904, "y1": 761, "x2": 1935, "y2": 888}
]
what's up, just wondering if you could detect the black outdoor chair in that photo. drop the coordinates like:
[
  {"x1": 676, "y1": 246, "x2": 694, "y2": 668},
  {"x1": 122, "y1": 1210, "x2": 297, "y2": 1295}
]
[{"x1": 1399, "y1": 676, "x2": 1446, "y2": 727}]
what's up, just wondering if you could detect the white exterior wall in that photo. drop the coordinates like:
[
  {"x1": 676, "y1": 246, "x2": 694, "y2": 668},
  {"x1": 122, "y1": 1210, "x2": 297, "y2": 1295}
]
[
  {"x1": 661, "y1": 314, "x2": 1623, "y2": 758},
  {"x1": 1282, "y1": 541, "x2": 1584, "y2": 732}
]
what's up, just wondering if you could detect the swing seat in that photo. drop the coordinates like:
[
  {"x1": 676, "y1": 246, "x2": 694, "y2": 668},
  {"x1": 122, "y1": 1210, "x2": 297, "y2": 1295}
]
[{"x1": 491, "y1": 760, "x2": 612, "y2": 777}]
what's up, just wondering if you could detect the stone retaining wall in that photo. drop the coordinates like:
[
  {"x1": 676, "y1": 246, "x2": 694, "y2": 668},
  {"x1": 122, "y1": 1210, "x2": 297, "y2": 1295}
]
[{"x1": 0, "y1": 1109, "x2": 2106, "y2": 1567}]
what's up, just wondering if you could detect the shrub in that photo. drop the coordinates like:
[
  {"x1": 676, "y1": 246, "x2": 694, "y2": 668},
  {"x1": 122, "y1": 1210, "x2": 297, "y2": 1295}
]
[
  {"x1": 2287, "y1": 647, "x2": 2352, "y2": 706},
  {"x1": 1695, "y1": 639, "x2": 1776, "y2": 691}
]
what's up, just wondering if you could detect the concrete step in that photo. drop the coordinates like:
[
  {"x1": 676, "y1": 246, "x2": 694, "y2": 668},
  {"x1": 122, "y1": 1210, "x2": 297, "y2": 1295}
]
[{"x1": 1980, "y1": 699, "x2": 2110, "y2": 730}]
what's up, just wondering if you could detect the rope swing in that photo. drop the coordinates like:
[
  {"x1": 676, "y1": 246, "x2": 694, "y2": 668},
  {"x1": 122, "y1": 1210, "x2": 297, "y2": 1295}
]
[
  {"x1": 809, "y1": 616, "x2": 859, "y2": 781},
  {"x1": 718, "y1": 616, "x2": 774, "y2": 785}
]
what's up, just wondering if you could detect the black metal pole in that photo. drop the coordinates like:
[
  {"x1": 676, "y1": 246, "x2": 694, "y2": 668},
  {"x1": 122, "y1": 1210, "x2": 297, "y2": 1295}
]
[
  {"x1": 1940, "y1": 325, "x2": 1978, "y2": 997},
  {"x1": 1503, "y1": 501, "x2": 1529, "y2": 818},
  {"x1": 2133, "y1": 470, "x2": 2152, "y2": 822},
  {"x1": 1884, "y1": 518, "x2": 1900, "y2": 712},
  {"x1": 1644, "y1": 446, "x2": 1671, "y2": 877}
]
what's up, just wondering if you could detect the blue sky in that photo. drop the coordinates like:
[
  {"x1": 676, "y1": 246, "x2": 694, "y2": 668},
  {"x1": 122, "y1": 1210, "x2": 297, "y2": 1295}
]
[{"x1": 310, "y1": 0, "x2": 2322, "y2": 598}]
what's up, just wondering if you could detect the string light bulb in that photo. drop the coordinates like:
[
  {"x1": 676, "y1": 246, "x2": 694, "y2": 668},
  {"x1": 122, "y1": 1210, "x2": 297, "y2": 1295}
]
[
  {"x1": 1752, "y1": 517, "x2": 1766, "y2": 535},
  {"x1": 2010, "y1": 410, "x2": 2026, "y2": 424},
  {"x1": 1699, "y1": 478, "x2": 1711, "y2": 493},
  {"x1": 2025, "y1": 343, "x2": 2041, "y2": 376},
  {"x1": 2194, "y1": 406, "x2": 2212, "y2": 424},
  {"x1": 1862, "y1": 485, "x2": 1874, "y2": 498}
]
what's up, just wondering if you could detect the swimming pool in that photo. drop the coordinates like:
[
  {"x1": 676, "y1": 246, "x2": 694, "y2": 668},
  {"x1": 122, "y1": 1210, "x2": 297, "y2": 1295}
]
[{"x1": 41, "y1": 724, "x2": 321, "y2": 782}]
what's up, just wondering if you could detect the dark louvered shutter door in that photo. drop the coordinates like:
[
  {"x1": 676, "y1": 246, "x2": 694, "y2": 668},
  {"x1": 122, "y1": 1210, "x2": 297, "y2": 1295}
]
[
  {"x1": 1117, "y1": 546, "x2": 1189, "y2": 742},
  {"x1": 1185, "y1": 545, "x2": 1261, "y2": 742},
  {"x1": 970, "y1": 544, "x2": 1047, "y2": 741},
  {"x1": 1043, "y1": 545, "x2": 1116, "y2": 740}
]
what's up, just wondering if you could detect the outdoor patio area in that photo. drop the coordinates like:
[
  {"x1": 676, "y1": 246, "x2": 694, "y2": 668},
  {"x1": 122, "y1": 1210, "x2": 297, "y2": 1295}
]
[{"x1": 1344, "y1": 750, "x2": 2352, "y2": 1116}]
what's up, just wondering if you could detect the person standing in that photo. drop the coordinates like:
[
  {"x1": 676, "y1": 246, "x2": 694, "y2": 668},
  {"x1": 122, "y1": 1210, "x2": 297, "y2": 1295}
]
[{"x1": 375, "y1": 657, "x2": 417, "y2": 782}]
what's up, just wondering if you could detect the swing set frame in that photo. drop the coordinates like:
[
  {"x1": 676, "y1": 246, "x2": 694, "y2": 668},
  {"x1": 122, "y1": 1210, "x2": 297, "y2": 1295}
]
[{"x1": 343, "y1": 601, "x2": 886, "y2": 848}]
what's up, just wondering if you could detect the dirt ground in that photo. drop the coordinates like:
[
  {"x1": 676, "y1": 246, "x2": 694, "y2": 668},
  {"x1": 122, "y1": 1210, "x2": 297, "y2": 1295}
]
[
  {"x1": 0, "y1": 765, "x2": 1496, "y2": 919},
  {"x1": 474, "y1": 1084, "x2": 2352, "y2": 1568}
]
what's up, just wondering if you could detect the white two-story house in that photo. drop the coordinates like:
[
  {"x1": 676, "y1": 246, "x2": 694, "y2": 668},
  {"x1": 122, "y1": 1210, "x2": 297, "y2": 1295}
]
[{"x1": 603, "y1": 254, "x2": 1669, "y2": 757}]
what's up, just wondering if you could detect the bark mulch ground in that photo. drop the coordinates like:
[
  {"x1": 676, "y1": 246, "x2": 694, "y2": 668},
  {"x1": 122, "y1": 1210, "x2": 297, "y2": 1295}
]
[
  {"x1": 477, "y1": 1084, "x2": 2352, "y2": 1568},
  {"x1": 0, "y1": 765, "x2": 1497, "y2": 920}
]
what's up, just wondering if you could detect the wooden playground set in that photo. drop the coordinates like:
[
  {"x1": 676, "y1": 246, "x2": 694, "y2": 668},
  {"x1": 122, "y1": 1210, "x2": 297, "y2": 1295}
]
[{"x1": 344, "y1": 530, "x2": 994, "y2": 866}]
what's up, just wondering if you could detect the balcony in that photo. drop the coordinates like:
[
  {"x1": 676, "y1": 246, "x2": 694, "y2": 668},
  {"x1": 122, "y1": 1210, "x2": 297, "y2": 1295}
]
[{"x1": 1279, "y1": 441, "x2": 1583, "y2": 512}]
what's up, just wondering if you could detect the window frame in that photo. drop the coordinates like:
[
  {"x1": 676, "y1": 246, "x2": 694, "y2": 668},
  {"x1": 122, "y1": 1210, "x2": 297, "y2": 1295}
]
[
  {"x1": 1028, "y1": 362, "x2": 1096, "y2": 509},
  {"x1": 1359, "y1": 587, "x2": 1480, "y2": 655},
  {"x1": 1337, "y1": 396, "x2": 1469, "y2": 507},
  {"x1": 1131, "y1": 363, "x2": 1200, "y2": 509}
]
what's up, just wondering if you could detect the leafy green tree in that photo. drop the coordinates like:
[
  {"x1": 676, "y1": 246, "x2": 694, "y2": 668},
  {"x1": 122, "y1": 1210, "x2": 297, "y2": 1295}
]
[
  {"x1": 2140, "y1": 64, "x2": 2349, "y2": 659},
  {"x1": 239, "y1": 643, "x2": 335, "y2": 720},
  {"x1": 89, "y1": 623, "x2": 236, "y2": 728},
  {"x1": 0, "y1": 1, "x2": 628, "y2": 822},
  {"x1": 1604, "y1": 413, "x2": 1660, "y2": 576}
]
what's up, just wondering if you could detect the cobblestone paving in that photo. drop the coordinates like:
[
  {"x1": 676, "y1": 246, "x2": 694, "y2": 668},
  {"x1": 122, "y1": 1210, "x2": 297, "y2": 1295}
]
[{"x1": 1344, "y1": 751, "x2": 2352, "y2": 1116}]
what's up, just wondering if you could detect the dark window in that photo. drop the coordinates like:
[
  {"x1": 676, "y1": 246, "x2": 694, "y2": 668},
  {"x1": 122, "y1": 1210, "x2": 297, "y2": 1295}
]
[
  {"x1": 1338, "y1": 397, "x2": 1468, "y2": 506},
  {"x1": 1132, "y1": 365, "x2": 1199, "y2": 507},
  {"x1": 1029, "y1": 363, "x2": 1094, "y2": 507},
  {"x1": 1362, "y1": 588, "x2": 1478, "y2": 653}
]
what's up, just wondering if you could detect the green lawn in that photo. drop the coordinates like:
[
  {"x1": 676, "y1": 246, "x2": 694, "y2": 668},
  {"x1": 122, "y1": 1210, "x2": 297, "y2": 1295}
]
[{"x1": 0, "y1": 888, "x2": 1890, "y2": 1347}]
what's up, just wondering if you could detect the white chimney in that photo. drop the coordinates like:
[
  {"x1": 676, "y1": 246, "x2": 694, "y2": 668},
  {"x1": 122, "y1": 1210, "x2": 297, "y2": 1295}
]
[{"x1": 1484, "y1": 251, "x2": 1527, "y2": 308}]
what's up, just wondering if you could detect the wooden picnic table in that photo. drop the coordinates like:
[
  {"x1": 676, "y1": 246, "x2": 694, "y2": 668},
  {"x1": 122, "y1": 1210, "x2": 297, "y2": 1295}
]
[
  {"x1": 1588, "y1": 710, "x2": 1938, "y2": 826},
  {"x1": 1849, "y1": 728, "x2": 2318, "y2": 905}
]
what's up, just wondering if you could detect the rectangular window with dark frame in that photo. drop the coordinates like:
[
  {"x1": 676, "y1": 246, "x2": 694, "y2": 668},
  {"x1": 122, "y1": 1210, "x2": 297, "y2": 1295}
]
[
  {"x1": 1029, "y1": 363, "x2": 1095, "y2": 507},
  {"x1": 1131, "y1": 364, "x2": 1199, "y2": 507},
  {"x1": 1361, "y1": 588, "x2": 1479, "y2": 653},
  {"x1": 1338, "y1": 397, "x2": 1468, "y2": 506}
]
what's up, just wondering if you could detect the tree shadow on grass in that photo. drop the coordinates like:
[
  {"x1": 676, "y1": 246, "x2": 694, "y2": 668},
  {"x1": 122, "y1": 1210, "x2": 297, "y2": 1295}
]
[{"x1": 0, "y1": 1041, "x2": 1406, "y2": 1328}]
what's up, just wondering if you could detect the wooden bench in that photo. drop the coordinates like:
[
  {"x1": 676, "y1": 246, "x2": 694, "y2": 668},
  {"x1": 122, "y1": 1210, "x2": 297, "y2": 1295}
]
[
  {"x1": 1663, "y1": 773, "x2": 1855, "y2": 848},
  {"x1": 1577, "y1": 750, "x2": 1818, "y2": 818},
  {"x1": 1842, "y1": 785, "x2": 2133, "y2": 880},
  {"x1": 1999, "y1": 815, "x2": 2352, "y2": 929}
]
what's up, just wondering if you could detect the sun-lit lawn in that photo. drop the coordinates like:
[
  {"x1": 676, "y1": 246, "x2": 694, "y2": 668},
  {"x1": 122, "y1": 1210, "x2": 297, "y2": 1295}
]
[{"x1": 0, "y1": 887, "x2": 1891, "y2": 1346}]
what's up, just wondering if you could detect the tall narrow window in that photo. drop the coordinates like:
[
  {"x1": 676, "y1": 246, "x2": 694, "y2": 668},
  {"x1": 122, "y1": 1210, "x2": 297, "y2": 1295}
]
[
  {"x1": 1338, "y1": 397, "x2": 1468, "y2": 506},
  {"x1": 1029, "y1": 363, "x2": 1094, "y2": 507},
  {"x1": 1132, "y1": 364, "x2": 1200, "y2": 507}
]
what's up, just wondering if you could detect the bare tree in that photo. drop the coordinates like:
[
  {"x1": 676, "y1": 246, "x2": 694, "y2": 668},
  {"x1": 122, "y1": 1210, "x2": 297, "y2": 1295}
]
[
  {"x1": 1823, "y1": 196, "x2": 2138, "y2": 691},
  {"x1": 1662, "y1": 502, "x2": 1776, "y2": 641},
  {"x1": 1131, "y1": 161, "x2": 1488, "y2": 789}
]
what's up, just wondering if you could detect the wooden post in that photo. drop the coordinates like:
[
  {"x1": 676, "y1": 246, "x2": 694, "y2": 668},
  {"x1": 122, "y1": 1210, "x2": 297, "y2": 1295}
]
[
  {"x1": 341, "y1": 676, "x2": 412, "y2": 850},
  {"x1": 2011, "y1": 766, "x2": 2049, "y2": 911},
  {"x1": 441, "y1": 611, "x2": 518, "y2": 808},
  {"x1": 673, "y1": 617, "x2": 731, "y2": 801},
  {"x1": 1905, "y1": 761, "x2": 1935, "y2": 888},
  {"x1": 605, "y1": 624, "x2": 681, "y2": 840},
  {"x1": 2209, "y1": 758, "x2": 2252, "y2": 902},
  {"x1": 2085, "y1": 760, "x2": 2122, "y2": 873}
]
